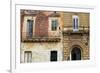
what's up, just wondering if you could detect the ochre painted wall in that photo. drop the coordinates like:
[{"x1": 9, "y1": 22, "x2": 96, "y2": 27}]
[{"x1": 61, "y1": 12, "x2": 90, "y2": 27}]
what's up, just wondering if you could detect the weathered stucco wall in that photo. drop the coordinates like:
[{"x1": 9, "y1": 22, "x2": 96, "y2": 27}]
[
  {"x1": 21, "y1": 10, "x2": 90, "y2": 62},
  {"x1": 21, "y1": 42, "x2": 63, "y2": 63}
]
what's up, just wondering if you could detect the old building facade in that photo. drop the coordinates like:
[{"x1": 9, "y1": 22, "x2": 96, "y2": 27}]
[
  {"x1": 20, "y1": 10, "x2": 89, "y2": 63},
  {"x1": 20, "y1": 10, "x2": 63, "y2": 63},
  {"x1": 62, "y1": 12, "x2": 90, "y2": 60}
]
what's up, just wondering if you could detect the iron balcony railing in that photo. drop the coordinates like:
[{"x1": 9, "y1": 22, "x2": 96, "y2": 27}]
[{"x1": 21, "y1": 31, "x2": 62, "y2": 42}]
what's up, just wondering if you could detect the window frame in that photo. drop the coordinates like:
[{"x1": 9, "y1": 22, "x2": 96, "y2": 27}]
[
  {"x1": 49, "y1": 17, "x2": 59, "y2": 31},
  {"x1": 50, "y1": 50, "x2": 58, "y2": 61},
  {"x1": 51, "y1": 19, "x2": 58, "y2": 31},
  {"x1": 72, "y1": 15, "x2": 79, "y2": 31},
  {"x1": 23, "y1": 16, "x2": 36, "y2": 38},
  {"x1": 24, "y1": 51, "x2": 32, "y2": 63},
  {"x1": 27, "y1": 19, "x2": 33, "y2": 38}
]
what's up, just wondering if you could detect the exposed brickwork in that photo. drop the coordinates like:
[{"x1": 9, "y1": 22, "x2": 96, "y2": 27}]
[
  {"x1": 35, "y1": 12, "x2": 49, "y2": 37},
  {"x1": 20, "y1": 10, "x2": 90, "y2": 62},
  {"x1": 21, "y1": 14, "x2": 24, "y2": 41}
]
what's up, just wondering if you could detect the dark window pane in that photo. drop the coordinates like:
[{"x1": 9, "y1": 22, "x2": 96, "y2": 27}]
[
  {"x1": 50, "y1": 51, "x2": 57, "y2": 61},
  {"x1": 73, "y1": 18, "x2": 76, "y2": 29},
  {"x1": 51, "y1": 20, "x2": 58, "y2": 31},
  {"x1": 27, "y1": 20, "x2": 33, "y2": 38},
  {"x1": 76, "y1": 18, "x2": 78, "y2": 29},
  {"x1": 73, "y1": 17, "x2": 79, "y2": 30}
]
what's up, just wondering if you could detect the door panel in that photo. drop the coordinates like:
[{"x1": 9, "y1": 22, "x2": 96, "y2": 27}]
[{"x1": 71, "y1": 47, "x2": 81, "y2": 60}]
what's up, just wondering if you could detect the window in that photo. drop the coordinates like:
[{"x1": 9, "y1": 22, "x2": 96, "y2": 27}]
[
  {"x1": 73, "y1": 15, "x2": 79, "y2": 31},
  {"x1": 51, "y1": 19, "x2": 58, "y2": 31},
  {"x1": 27, "y1": 20, "x2": 33, "y2": 38},
  {"x1": 24, "y1": 51, "x2": 32, "y2": 63},
  {"x1": 50, "y1": 51, "x2": 57, "y2": 61}
]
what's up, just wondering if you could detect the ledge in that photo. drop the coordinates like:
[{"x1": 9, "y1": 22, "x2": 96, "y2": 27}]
[{"x1": 21, "y1": 37, "x2": 61, "y2": 42}]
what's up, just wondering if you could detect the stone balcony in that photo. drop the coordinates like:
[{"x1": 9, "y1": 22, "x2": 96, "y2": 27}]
[
  {"x1": 63, "y1": 26, "x2": 89, "y2": 35},
  {"x1": 21, "y1": 31, "x2": 62, "y2": 42}
]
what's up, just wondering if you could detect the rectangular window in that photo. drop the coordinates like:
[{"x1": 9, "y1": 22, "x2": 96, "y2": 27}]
[
  {"x1": 51, "y1": 20, "x2": 58, "y2": 31},
  {"x1": 27, "y1": 20, "x2": 33, "y2": 38},
  {"x1": 24, "y1": 51, "x2": 32, "y2": 63},
  {"x1": 50, "y1": 51, "x2": 57, "y2": 61},
  {"x1": 73, "y1": 15, "x2": 79, "y2": 31}
]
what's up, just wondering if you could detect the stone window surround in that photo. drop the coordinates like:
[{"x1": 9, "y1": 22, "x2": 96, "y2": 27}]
[
  {"x1": 49, "y1": 17, "x2": 60, "y2": 32},
  {"x1": 24, "y1": 16, "x2": 36, "y2": 36}
]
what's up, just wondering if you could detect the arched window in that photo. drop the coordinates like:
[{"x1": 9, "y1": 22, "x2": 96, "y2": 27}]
[{"x1": 71, "y1": 47, "x2": 81, "y2": 60}]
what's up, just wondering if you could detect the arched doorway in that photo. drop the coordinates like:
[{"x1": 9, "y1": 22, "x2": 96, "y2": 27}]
[{"x1": 71, "y1": 47, "x2": 81, "y2": 60}]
